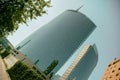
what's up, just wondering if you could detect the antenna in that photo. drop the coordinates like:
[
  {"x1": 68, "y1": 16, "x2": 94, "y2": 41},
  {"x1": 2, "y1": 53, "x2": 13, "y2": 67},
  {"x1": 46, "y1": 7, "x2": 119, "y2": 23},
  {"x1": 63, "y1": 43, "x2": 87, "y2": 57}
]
[{"x1": 76, "y1": 5, "x2": 84, "y2": 12}]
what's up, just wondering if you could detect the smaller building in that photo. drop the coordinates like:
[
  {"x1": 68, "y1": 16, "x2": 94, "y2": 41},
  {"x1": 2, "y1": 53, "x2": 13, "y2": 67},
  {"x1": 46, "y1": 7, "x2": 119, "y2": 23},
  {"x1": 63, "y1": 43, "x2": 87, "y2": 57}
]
[
  {"x1": 53, "y1": 44, "x2": 98, "y2": 80},
  {"x1": 101, "y1": 58, "x2": 120, "y2": 80},
  {"x1": 0, "y1": 37, "x2": 14, "y2": 51},
  {"x1": 0, "y1": 37, "x2": 50, "y2": 79}
]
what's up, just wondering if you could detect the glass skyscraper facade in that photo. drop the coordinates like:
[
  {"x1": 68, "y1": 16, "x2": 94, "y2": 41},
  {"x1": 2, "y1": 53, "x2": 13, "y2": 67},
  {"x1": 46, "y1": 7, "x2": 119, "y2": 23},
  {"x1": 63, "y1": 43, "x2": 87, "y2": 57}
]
[
  {"x1": 64, "y1": 44, "x2": 98, "y2": 80},
  {"x1": 17, "y1": 10, "x2": 96, "y2": 74}
]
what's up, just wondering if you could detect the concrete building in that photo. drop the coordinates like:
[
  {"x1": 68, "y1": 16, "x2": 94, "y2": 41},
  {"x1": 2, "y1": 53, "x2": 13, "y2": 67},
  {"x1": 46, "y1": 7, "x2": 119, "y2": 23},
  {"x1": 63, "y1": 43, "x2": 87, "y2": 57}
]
[
  {"x1": 58, "y1": 44, "x2": 98, "y2": 80},
  {"x1": 0, "y1": 37, "x2": 35, "y2": 68},
  {"x1": 17, "y1": 10, "x2": 96, "y2": 74},
  {"x1": 0, "y1": 37, "x2": 50, "y2": 79},
  {"x1": 101, "y1": 58, "x2": 120, "y2": 80},
  {"x1": 0, "y1": 37, "x2": 14, "y2": 51}
]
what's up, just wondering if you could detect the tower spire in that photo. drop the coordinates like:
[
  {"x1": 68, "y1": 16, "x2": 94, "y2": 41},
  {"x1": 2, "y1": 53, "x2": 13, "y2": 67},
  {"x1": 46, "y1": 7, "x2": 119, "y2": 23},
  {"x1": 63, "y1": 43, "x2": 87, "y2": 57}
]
[{"x1": 76, "y1": 5, "x2": 84, "y2": 12}]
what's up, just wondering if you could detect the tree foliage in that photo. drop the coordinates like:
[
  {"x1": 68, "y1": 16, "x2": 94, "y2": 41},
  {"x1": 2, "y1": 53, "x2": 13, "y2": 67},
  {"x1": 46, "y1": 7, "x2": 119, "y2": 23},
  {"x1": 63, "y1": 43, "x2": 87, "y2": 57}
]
[
  {"x1": 44, "y1": 60, "x2": 59, "y2": 75},
  {"x1": 7, "y1": 61, "x2": 45, "y2": 80},
  {"x1": 0, "y1": 0, "x2": 51, "y2": 37},
  {"x1": 0, "y1": 50, "x2": 10, "y2": 59}
]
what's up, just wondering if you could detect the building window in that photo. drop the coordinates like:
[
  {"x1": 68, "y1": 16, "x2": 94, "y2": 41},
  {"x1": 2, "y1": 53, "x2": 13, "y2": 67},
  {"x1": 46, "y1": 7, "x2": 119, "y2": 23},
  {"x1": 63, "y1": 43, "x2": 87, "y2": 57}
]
[
  {"x1": 118, "y1": 59, "x2": 120, "y2": 62},
  {"x1": 109, "y1": 76, "x2": 112, "y2": 78},
  {"x1": 113, "y1": 62, "x2": 115, "y2": 64},
  {"x1": 112, "y1": 70, "x2": 115, "y2": 73},
  {"x1": 16, "y1": 52, "x2": 19, "y2": 54},
  {"x1": 118, "y1": 68, "x2": 120, "y2": 70},
  {"x1": 108, "y1": 64, "x2": 111, "y2": 67},
  {"x1": 116, "y1": 73, "x2": 119, "y2": 76}
]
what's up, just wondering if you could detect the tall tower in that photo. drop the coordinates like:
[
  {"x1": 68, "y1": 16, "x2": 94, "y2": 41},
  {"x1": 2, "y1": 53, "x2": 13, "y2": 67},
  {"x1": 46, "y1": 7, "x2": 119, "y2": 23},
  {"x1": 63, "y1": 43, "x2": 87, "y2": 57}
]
[
  {"x1": 101, "y1": 58, "x2": 120, "y2": 80},
  {"x1": 60, "y1": 44, "x2": 98, "y2": 80},
  {"x1": 17, "y1": 10, "x2": 96, "y2": 74}
]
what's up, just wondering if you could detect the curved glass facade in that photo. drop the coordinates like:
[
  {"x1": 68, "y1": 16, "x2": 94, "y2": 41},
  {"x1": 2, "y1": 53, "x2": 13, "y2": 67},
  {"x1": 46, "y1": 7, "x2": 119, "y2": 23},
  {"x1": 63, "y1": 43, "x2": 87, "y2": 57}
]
[
  {"x1": 67, "y1": 44, "x2": 98, "y2": 80},
  {"x1": 17, "y1": 10, "x2": 96, "y2": 73}
]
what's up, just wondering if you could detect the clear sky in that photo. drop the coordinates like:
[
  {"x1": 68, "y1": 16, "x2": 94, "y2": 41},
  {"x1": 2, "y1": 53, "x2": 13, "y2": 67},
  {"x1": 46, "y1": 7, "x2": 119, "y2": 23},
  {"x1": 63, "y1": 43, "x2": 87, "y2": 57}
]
[{"x1": 8, "y1": 0, "x2": 120, "y2": 80}]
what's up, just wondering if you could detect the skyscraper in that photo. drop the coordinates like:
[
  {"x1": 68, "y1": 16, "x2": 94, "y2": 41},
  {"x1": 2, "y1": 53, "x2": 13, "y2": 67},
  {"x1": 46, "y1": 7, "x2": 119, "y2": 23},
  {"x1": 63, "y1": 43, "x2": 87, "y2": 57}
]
[
  {"x1": 17, "y1": 10, "x2": 96, "y2": 74},
  {"x1": 59, "y1": 44, "x2": 98, "y2": 80},
  {"x1": 101, "y1": 58, "x2": 120, "y2": 80}
]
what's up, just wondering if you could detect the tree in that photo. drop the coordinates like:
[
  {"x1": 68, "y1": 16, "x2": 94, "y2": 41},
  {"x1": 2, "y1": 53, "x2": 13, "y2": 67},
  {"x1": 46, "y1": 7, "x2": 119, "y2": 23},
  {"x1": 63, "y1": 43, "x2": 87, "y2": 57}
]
[
  {"x1": 0, "y1": 0, "x2": 51, "y2": 37},
  {"x1": 44, "y1": 60, "x2": 59, "y2": 75},
  {"x1": 7, "y1": 61, "x2": 45, "y2": 80}
]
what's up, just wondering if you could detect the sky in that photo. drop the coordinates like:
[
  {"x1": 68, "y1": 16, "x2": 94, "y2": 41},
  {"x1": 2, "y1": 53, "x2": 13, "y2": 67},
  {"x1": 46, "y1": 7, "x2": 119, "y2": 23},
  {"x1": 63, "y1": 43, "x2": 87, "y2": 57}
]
[{"x1": 8, "y1": 0, "x2": 120, "y2": 80}]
